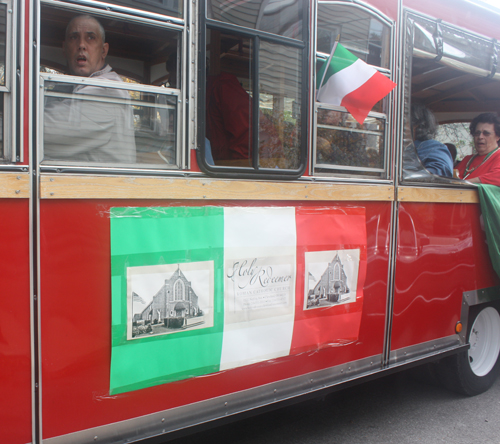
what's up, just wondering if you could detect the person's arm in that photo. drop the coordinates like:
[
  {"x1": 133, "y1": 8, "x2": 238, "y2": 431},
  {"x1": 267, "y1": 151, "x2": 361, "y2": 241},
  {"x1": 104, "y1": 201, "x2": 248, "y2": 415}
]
[{"x1": 470, "y1": 157, "x2": 500, "y2": 186}]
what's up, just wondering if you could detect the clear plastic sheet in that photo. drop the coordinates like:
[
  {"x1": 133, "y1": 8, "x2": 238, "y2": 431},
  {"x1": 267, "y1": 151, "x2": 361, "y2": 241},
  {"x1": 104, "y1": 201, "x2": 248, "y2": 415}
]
[
  {"x1": 109, "y1": 206, "x2": 367, "y2": 394},
  {"x1": 41, "y1": 76, "x2": 180, "y2": 167},
  {"x1": 413, "y1": 18, "x2": 496, "y2": 76}
]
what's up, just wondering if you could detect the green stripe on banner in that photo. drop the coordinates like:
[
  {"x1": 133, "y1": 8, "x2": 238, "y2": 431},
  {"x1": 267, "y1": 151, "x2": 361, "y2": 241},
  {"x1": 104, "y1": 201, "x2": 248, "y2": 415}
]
[{"x1": 109, "y1": 207, "x2": 225, "y2": 394}]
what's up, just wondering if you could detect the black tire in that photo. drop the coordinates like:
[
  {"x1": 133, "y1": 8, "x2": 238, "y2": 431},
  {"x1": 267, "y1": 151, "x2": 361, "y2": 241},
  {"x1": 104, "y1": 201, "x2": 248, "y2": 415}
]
[{"x1": 437, "y1": 305, "x2": 500, "y2": 396}]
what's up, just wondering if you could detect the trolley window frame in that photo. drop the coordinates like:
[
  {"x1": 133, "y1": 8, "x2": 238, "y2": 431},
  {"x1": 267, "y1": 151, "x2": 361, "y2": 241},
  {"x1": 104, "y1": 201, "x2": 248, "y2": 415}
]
[
  {"x1": 401, "y1": 10, "x2": 500, "y2": 185},
  {"x1": 0, "y1": 0, "x2": 17, "y2": 163},
  {"x1": 311, "y1": 0, "x2": 395, "y2": 181},
  {"x1": 37, "y1": 0, "x2": 188, "y2": 173},
  {"x1": 196, "y1": 0, "x2": 309, "y2": 180}
]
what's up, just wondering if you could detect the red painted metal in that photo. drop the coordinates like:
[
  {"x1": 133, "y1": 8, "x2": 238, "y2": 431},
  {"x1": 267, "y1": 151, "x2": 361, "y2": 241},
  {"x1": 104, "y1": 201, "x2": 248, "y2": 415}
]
[
  {"x1": 367, "y1": 0, "x2": 398, "y2": 19},
  {"x1": 403, "y1": 0, "x2": 500, "y2": 40},
  {"x1": 13, "y1": 0, "x2": 500, "y2": 441},
  {"x1": 392, "y1": 202, "x2": 500, "y2": 351},
  {"x1": 39, "y1": 199, "x2": 391, "y2": 439},
  {"x1": 0, "y1": 200, "x2": 32, "y2": 444}
]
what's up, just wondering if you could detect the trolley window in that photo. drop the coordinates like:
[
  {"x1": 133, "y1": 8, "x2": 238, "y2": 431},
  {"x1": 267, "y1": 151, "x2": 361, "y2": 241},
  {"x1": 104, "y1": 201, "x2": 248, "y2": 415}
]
[
  {"x1": 313, "y1": 2, "x2": 393, "y2": 179},
  {"x1": 39, "y1": 3, "x2": 184, "y2": 170},
  {"x1": 0, "y1": 0, "x2": 16, "y2": 162},
  {"x1": 402, "y1": 12, "x2": 500, "y2": 184},
  {"x1": 199, "y1": 0, "x2": 308, "y2": 177}
]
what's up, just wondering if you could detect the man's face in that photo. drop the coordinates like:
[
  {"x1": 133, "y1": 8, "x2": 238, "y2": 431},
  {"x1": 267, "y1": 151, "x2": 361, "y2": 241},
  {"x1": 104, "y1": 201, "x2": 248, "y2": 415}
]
[
  {"x1": 63, "y1": 16, "x2": 109, "y2": 77},
  {"x1": 473, "y1": 122, "x2": 500, "y2": 156}
]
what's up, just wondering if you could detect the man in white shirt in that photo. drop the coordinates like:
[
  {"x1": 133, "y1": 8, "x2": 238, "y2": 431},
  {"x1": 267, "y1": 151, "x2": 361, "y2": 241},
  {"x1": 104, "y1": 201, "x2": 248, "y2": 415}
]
[{"x1": 44, "y1": 15, "x2": 136, "y2": 163}]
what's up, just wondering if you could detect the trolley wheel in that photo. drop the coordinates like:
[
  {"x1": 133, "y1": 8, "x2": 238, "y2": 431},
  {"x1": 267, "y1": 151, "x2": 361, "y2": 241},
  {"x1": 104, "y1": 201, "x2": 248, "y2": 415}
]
[{"x1": 438, "y1": 305, "x2": 500, "y2": 396}]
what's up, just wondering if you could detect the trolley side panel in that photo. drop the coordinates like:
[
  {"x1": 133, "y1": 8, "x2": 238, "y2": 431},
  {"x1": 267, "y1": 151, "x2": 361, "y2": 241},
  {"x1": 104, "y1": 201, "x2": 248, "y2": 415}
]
[
  {"x1": 392, "y1": 201, "x2": 500, "y2": 351},
  {"x1": 39, "y1": 199, "x2": 391, "y2": 439},
  {"x1": 0, "y1": 199, "x2": 32, "y2": 444}
]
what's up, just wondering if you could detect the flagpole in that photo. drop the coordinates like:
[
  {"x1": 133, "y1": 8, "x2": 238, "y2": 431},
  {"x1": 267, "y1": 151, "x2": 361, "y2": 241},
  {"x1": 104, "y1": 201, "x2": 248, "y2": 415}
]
[{"x1": 317, "y1": 34, "x2": 340, "y2": 101}]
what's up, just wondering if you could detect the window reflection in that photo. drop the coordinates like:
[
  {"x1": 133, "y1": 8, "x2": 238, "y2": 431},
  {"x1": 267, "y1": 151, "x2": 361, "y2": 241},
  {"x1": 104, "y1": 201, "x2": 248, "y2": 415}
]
[
  {"x1": 208, "y1": 0, "x2": 302, "y2": 40},
  {"x1": 43, "y1": 79, "x2": 178, "y2": 165},
  {"x1": 40, "y1": 5, "x2": 181, "y2": 168},
  {"x1": 0, "y1": 94, "x2": 3, "y2": 157},
  {"x1": 259, "y1": 41, "x2": 301, "y2": 169},
  {"x1": 205, "y1": 28, "x2": 302, "y2": 170},
  {"x1": 316, "y1": 109, "x2": 384, "y2": 172},
  {"x1": 92, "y1": 0, "x2": 182, "y2": 18},
  {"x1": 314, "y1": 3, "x2": 391, "y2": 178},
  {"x1": 317, "y1": 4, "x2": 390, "y2": 69},
  {"x1": 0, "y1": 4, "x2": 5, "y2": 87}
]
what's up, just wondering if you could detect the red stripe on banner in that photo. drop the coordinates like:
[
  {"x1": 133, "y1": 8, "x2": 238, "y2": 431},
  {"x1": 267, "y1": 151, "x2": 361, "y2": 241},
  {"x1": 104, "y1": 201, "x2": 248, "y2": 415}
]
[
  {"x1": 341, "y1": 71, "x2": 396, "y2": 124},
  {"x1": 291, "y1": 206, "x2": 367, "y2": 355}
]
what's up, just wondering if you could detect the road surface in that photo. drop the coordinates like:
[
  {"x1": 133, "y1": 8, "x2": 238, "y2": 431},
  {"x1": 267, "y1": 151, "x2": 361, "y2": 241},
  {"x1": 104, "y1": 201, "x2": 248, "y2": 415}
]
[{"x1": 162, "y1": 368, "x2": 500, "y2": 444}]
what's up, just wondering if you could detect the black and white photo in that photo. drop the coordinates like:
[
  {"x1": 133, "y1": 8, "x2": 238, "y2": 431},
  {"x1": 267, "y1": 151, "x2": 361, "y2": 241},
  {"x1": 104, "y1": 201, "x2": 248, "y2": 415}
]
[{"x1": 127, "y1": 261, "x2": 214, "y2": 339}]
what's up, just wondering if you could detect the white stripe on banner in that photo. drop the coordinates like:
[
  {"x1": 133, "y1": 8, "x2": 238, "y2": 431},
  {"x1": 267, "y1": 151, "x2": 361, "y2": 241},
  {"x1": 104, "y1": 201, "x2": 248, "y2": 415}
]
[
  {"x1": 220, "y1": 207, "x2": 297, "y2": 371},
  {"x1": 317, "y1": 58, "x2": 375, "y2": 105}
]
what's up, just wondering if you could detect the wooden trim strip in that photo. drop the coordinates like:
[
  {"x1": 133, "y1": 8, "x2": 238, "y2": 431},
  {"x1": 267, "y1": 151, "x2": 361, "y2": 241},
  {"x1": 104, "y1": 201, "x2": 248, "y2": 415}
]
[
  {"x1": 0, "y1": 172, "x2": 30, "y2": 198},
  {"x1": 398, "y1": 186, "x2": 479, "y2": 203},
  {"x1": 40, "y1": 174, "x2": 395, "y2": 201}
]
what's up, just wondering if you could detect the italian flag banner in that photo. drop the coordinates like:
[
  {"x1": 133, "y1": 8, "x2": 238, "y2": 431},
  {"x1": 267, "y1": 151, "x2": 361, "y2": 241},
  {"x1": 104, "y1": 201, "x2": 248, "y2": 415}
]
[
  {"x1": 110, "y1": 206, "x2": 366, "y2": 394},
  {"x1": 316, "y1": 43, "x2": 396, "y2": 124}
]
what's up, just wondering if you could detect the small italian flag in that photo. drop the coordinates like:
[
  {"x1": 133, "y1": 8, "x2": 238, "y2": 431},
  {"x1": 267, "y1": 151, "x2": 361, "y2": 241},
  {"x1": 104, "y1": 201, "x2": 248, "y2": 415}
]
[{"x1": 316, "y1": 43, "x2": 396, "y2": 124}]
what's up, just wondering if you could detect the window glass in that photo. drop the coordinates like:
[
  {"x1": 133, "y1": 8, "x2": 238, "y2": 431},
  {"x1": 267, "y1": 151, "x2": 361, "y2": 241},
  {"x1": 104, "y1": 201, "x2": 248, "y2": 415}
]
[
  {"x1": 413, "y1": 20, "x2": 492, "y2": 73},
  {"x1": 402, "y1": 13, "x2": 500, "y2": 184},
  {"x1": 0, "y1": 93, "x2": 3, "y2": 158},
  {"x1": 208, "y1": 0, "x2": 302, "y2": 39},
  {"x1": 205, "y1": 29, "x2": 252, "y2": 167},
  {"x1": 259, "y1": 40, "x2": 301, "y2": 169},
  {"x1": 40, "y1": 6, "x2": 179, "y2": 85},
  {"x1": 317, "y1": 3, "x2": 390, "y2": 70},
  {"x1": 0, "y1": 4, "x2": 6, "y2": 87},
  {"x1": 43, "y1": 78, "x2": 178, "y2": 165},
  {"x1": 314, "y1": 3, "x2": 392, "y2": 179},
  {"x1": 205, "y1": 27, "x2": 302, "y2": 170},
  {"x1": 40, "y1": 5, "x2": 182, "y2": 168},
  {"x1": 0, "y1": 0, "x2": 13, "y2": 162},
  {"x1": 315, "y1": 108, "x2": 385, "y2": 174},
  {"x1": 88, "y1": 0, "x2": 182, "y2": 19}
]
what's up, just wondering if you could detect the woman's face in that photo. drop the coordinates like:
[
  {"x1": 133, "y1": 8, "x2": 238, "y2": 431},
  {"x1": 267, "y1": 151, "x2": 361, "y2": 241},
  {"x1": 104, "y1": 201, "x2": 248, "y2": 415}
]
[{"x1": 473, "y1": 122, "x2": 500, "y2": 156}]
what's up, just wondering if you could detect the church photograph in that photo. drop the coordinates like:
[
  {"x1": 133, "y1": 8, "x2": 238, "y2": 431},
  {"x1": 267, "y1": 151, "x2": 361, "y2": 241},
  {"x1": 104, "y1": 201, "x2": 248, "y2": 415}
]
[
  {"x1": 127, "y1": 261, "x2": 214, "y2": 339},
  {"x1": 304, "y1": 249, "x2": 360, "y2": 310}
]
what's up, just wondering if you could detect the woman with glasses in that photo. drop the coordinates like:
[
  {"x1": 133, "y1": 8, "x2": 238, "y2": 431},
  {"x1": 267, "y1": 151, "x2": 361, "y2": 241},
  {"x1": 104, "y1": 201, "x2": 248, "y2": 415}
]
[{"x1": 457, "y1": 113, "x2": 500, "y2": 185}]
